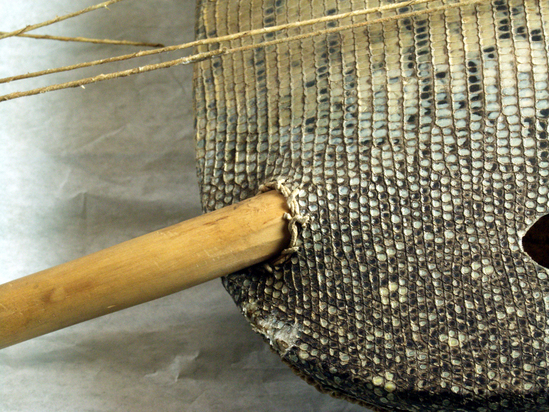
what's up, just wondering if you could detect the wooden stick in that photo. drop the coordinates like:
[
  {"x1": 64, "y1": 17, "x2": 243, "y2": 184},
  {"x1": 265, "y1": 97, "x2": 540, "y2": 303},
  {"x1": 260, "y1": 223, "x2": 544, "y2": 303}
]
[{"x1": 0, "y1": 190, "x2": 290, "y2": 349}]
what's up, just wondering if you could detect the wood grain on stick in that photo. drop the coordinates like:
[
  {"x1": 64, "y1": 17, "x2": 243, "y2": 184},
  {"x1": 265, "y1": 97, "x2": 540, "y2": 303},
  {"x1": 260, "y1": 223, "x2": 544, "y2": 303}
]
[{"x1": 0, "y1": 190, "x2": 290, "y2": 349}]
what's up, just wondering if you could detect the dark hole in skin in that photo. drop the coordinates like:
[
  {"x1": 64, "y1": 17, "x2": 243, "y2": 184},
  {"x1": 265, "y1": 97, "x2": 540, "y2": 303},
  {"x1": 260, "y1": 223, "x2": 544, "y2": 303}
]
[{"x1": 522, "y1": 214, "x2": 549, "y2": 269}]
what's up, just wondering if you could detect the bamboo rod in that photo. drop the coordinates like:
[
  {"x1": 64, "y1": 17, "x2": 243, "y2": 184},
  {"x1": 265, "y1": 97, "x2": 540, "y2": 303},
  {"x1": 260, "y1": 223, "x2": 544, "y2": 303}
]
[{"x1": 0, "y1": 190, "x2": 290, "y2": 349}]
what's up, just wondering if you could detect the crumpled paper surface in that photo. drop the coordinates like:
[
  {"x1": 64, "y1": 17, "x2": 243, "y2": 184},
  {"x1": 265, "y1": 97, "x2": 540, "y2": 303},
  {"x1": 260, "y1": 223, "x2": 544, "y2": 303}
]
[{"x1": 0, "y1": 1, "x2": 369, "y2": 411}]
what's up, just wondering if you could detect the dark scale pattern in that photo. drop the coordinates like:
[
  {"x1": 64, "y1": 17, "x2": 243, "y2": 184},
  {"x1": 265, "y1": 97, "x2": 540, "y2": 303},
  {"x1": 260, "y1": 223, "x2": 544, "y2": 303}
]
[{"x1": 194, "y1": 0, "x2": 549, "y2": 410}]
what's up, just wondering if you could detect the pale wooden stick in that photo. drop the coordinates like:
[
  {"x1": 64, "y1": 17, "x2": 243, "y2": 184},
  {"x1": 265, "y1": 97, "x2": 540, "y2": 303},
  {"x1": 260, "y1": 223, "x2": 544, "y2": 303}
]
[
  {"x1": 0, "y1": 0, "x2": 487, "y2": 103},
  {"x1": 5, "y1": 31, "x2": 164, "y2": 47},
  {"x1": 0, "y1": 0, "x2": 126, "y2": 40},
  {"x1": 0, "y1": 190, "x2": 290, "y2": 349}
]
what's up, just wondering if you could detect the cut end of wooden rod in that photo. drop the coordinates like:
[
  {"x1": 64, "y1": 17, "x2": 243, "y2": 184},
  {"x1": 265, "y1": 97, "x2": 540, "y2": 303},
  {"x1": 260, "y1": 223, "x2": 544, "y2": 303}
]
[{"x1": 0, "y1": 190, "x2": 291, "y2": 349}]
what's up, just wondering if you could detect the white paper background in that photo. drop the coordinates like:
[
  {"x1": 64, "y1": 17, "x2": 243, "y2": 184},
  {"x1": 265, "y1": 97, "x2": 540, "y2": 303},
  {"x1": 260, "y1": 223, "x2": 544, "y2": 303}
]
[{"x1": 0, "y1": 2, "x2": 370, "y2": 411}]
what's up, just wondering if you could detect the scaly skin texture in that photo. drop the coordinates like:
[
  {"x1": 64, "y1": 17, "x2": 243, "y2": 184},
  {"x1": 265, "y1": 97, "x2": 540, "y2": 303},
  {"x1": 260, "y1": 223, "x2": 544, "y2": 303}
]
[{"x1": 194, "y1": 0, "x2": 549, "y2": 410}]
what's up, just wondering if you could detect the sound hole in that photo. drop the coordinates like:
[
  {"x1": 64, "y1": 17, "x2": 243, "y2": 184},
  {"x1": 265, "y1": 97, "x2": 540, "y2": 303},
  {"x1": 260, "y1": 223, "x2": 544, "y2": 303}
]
[{"x1": 523, "y1": 214, "x2": 549, "y2": 269}]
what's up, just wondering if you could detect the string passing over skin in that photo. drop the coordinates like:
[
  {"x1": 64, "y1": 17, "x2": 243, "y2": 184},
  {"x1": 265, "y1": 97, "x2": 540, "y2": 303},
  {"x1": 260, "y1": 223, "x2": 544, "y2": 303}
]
[
  {"x1": 0, "y1": 0, "x2": 432, "y2": 85},
  {"x1": 258, "y1": 180, "x2": 310, "y2": 269},
  {"x1": 0, "y1": 0, "x2": 487, "y2": 102}
]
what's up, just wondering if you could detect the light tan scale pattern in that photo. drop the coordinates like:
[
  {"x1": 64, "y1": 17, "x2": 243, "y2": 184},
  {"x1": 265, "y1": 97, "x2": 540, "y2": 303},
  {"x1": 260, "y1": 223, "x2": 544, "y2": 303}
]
[{"x1": 194, "y1": 0, "x2": 549, "y2": 410}]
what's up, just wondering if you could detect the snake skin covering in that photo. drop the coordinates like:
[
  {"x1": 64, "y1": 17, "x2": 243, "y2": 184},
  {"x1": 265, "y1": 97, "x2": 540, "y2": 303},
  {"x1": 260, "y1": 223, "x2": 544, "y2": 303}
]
[{"x1": 193, "y1": 0, "x2": 549, "y2": 410}]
